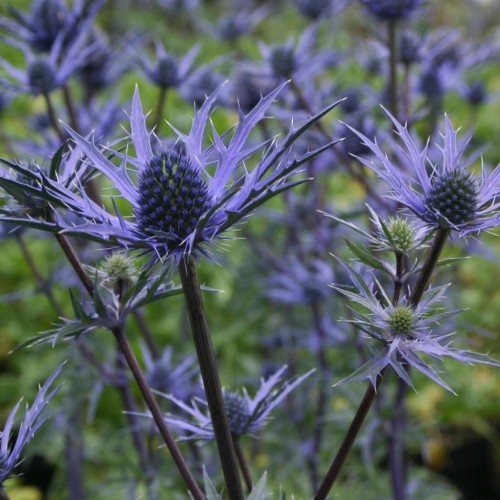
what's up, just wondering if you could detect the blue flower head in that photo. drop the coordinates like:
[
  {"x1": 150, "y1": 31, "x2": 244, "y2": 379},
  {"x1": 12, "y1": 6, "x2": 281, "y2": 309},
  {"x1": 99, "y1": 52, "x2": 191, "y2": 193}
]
[
  {"x1": 157, "y1": 366, "x2": 314, "y2": 440},
  {"x1": 332, "y1": 262, "x2": 500, "y2": 393},
  {"x1": 344, "y1": 109, "x2": 500, "y2": 236},
  {"x1": 0, "y1": 0, "x2": 103, "y2": 53},
  {"x1": 360, "y1": 0, "x2": 423, "y2": 20},
  {"x1": 61, "y1": 83, "x2": 342, "y2": 262},
  {"x1": 0, "y1": 364, "x2": 63, "y2": 487}
]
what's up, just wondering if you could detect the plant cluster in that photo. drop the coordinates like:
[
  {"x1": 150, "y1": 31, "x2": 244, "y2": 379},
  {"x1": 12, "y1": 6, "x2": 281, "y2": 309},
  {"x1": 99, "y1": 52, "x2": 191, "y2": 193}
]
[{"x1": 0, "y1": 0, "x2": 499, "y2": 499}]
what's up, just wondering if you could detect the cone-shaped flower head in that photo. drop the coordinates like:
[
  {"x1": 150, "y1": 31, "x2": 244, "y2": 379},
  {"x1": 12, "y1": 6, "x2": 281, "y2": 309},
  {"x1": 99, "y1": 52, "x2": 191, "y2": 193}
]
[{"x1": 344, "y1": 109, "x2": 500, "y2": 236}]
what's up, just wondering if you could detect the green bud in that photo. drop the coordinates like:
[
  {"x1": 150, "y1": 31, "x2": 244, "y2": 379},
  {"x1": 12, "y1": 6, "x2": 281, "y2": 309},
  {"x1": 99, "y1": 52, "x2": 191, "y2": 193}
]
[
  {"x1": 99, "y1": 253, "x2": 137, "y2": 287},
  {"x1": 386, "y1": 216, "x2": 415, "y2": 254},
  {"x1": 388, "y1": 305, "x2": 415, "y2": 336}
]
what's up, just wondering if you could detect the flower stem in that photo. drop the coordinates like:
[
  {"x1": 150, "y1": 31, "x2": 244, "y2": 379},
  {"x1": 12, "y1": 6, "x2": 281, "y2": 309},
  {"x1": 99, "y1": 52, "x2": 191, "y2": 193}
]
[
  {"x1": 62, "y1": 85, "x2": 79, "y2": 132},
  {"x1": 388, "y1": 19, "x2": 399, "y2": 120},
  {"x1": 234, "y1": 438, "x2": 253, "y2": 493},
  {"x1": 315, "y1": 229, "x2": 449, "y2": 498},
  {"x1": 178, "y1": 254, "x2": 244, "y2": 500},
  {"x1": 154, "y1": 86, "x2": 168, "y2": 132},
  {"x1": 410, "y1": 228, "x2": 449, "y2": 307},
  {"x1": 53, "y1": 233, "x2": 204, "y2": 499},
  {"x1": 112, "y1": 326, "x2": 205, "y2": 499},
  {"x1": 43, "y1": 92, "x2": 65, "y2": 143},
  {"x1": 313, "y1": 368, "x2": 387, "y2": 500}
]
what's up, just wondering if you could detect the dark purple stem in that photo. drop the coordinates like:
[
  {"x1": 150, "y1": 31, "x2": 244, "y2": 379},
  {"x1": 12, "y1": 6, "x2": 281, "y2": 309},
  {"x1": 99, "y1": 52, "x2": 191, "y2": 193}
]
[
  {"x1": 54, "y1": 233, "x2": 204, "y2": 499},
  {"x1": 314, "y1": 229, "x2": 449, "y2": 499},
  {"x1": 178, "y1": 254, "x2": 244, "y2": 500}
]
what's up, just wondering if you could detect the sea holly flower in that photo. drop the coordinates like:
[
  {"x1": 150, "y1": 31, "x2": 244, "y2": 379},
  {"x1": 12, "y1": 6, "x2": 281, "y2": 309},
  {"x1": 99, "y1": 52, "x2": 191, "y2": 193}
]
[
  {"x1": 343, "y1": 110, "x2": 500, "y2": 236},
  {"x1": 331, "y1": 261, "x2": 500, "y2": 393},
  {"x1": 0, "y1": 0, "x2": 103, "y2": 53},
  {"x1": 258, "y1": 24, "x2": 338, "y2": 85},
  {"x1": 152, "y1": 366, "x2": 314, "y2": 440},
  {"x1": 0, "y1": 364, "x2": 63, "y2": 487},
  {"x1": 137, "y1": 41, "x2": 200, "y2": 91},
  {"x1": 359, "y1": 0, "x2": 423, "y2": 21},
  {"x1": 0, "y1": 31, "x2": 99, "y2": 97},
  {"x1": 58, "y1": 82, "x2": 342, "y2": 262},
  {"x1": 142, "y1": 346, "x2": 199, "y2": 401}
]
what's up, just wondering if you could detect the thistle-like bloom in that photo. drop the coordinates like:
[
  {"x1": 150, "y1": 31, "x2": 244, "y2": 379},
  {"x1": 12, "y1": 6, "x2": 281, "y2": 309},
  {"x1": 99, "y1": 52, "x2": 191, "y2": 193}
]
[
  {"x1": 344, "y1": 110, "x2": 500, "y2": 235},
  {"x1": 359, "y1": 0, "x2": 423, "y2": 20},
  {"x1": 258, "y1": 24, "x2": 338, "y2": 85},
  {"x1": 143, "y1": 347, "x2": 200, "y2": 401},
  {"x1": 0, "y1": 0, "x2": 103, "y2": 53},
  {"x1": 332, "y1": 262, "x2": 500, "y2": 393},
  {"x1": 137, "y1": 41, "x2": 200, "y2": 91},
  {"x1": 58, "y1": 83, "x2": 341, "y2": 261},
  {"x1": 157, "y1": 366, "x2": 314, "y2": 440},
  {"x1": 0, "y1": 31, "x2": 98, "y2": 96},
  {"x1": 292, "y1": 0, "x2": 347, "y2": 20},
  {"x1": 322, "y1": 205, "x2": 429, "y2": 257},
  {"x1": 0, "y1": 364, "x2": 63, "y2": 486}
]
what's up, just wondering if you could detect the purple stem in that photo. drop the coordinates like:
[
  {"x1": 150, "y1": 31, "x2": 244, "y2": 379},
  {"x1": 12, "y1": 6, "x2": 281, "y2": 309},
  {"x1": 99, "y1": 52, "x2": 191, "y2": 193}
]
[{"x1": 178, "y1": 254, "x2": 244, "y2": 500}]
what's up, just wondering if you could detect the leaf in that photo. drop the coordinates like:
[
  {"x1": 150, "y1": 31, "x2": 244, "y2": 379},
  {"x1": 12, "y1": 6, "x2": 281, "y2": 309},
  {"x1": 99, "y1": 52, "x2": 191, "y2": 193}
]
[
  {"x1": 345, "y1": 239, "x2": 388, "y2": 272},
  {"x1": 202, "y1": 467, "x2": 223, "y2": 500},
  {"x1": 247, "y1": 472, "x2": 269, "y2": 500},
  {"x1": 49, "y1": 143, "x2": 66, "y2": 180}
]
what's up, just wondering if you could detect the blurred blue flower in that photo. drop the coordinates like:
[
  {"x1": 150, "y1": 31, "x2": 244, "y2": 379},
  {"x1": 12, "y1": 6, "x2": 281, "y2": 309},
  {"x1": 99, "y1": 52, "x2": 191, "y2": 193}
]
[
  {"x1": 0, "y1": 30, "x2": 98, "y2": 96},
  {"x1": 258, "y1": 23, "x2": 338, "y2": 85},
  {"x1": 359, "y1": 0, "x2": 423, "y2": 20},
  {"x1": 203, "y1": 4, "x2": 270, "y2": 42},
  {"x1": 292, "y1": 0, "x2": 347, "y2": 20},
  {"x1": 0, "y1": 0, "x2": 103, "y2": 53},
  {"x1": 0, "y1": 364, "x2": 63, "y2": 487},
  {"x1": 158, "y1": 366, "x2": 314, "y2": 439},
  {"x1": 344, "y1": 110, "x2": 500, "y2": 235},
  {"x1": 137, "y1": 41, "x2": 200, "y2": 91},
  {"x1": 143, "y1": 346, "x2": 200, "y2": 401}
]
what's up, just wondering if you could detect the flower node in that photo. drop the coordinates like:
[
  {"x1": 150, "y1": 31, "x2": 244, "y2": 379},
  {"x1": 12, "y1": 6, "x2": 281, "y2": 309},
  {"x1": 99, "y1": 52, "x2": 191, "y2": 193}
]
[
  {"x1": 425, "y1": 168, "x2": 478, "y2": 226},
  {"x1": 388, "y1": 306, "x2": 415, "y2": 336},
  {"x1": 224, "y1": 391, "x2": 251, "y2": 436},
  {"x1": 135, "y1": 147, "x2": 213, "y2": 241}
]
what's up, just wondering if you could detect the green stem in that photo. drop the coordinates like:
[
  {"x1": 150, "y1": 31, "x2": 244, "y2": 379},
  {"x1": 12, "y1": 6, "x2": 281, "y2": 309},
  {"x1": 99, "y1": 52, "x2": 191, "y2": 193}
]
[
  {"x1": 154, "y1": 86, "x2": 168, "y2": 132},
  {"x1": 313, "y1": 368, "x2": 387, "y2": 500},
  {"x1": 409, "y1": 228, "x2": 449, "y2": 307},
  {"x1": 112, "y1": 326, "x2": 205, "y2": 500},
  {"x1": 62, "y1": 85, "x2": 79, "y2": 132},
  {"x1": 178, "y1": 254, "x2": 244, "y2": 500}
]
